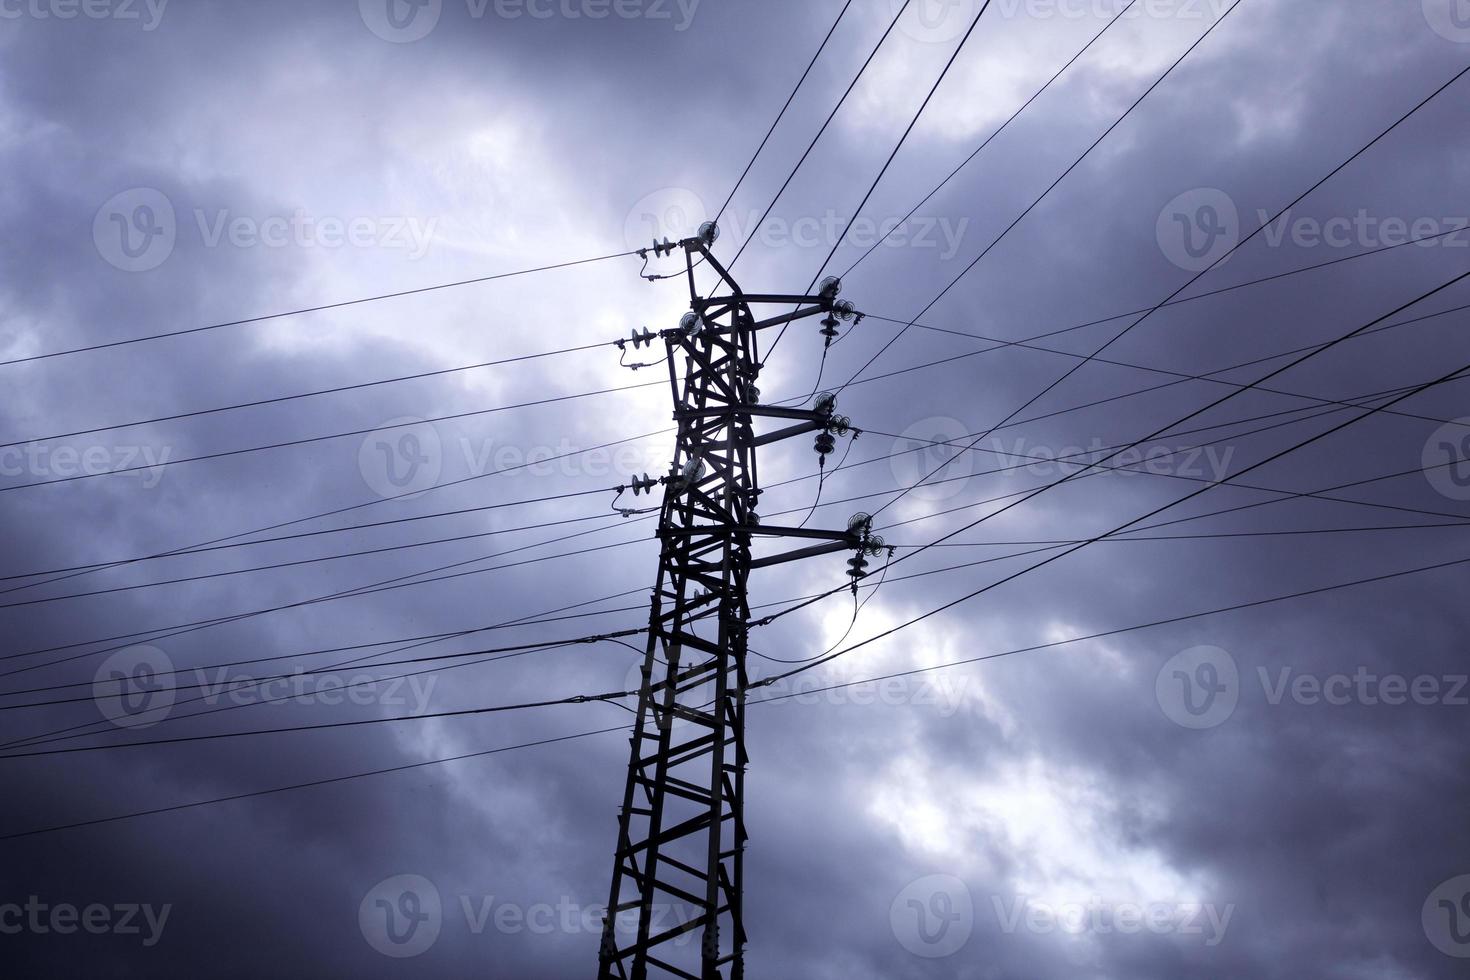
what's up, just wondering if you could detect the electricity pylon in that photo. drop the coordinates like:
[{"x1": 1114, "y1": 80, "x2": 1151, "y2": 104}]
[{"x1": 598, "y1": 224, "x2": 874, "y2": 979}]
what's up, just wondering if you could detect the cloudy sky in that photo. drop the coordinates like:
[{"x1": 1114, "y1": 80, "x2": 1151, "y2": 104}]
[{"x1": 2, "y1": 0, "x2": 1470, "y2": 976}]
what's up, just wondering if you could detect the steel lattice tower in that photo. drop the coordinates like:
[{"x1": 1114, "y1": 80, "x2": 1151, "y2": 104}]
[{"x1": 598, "y1": 228, "x2": 868, "y2": 979}]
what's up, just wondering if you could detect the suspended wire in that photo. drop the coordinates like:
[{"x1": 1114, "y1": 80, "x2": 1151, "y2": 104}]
[
  {"x1": 756, "y1": 274, "x2": 1470, "y2": 686},
  {"x1": 15, "y1": 183, "x2": 1456, "y2": 601},
  {"x1": 0, "y1": 682, "x2": 638, "y2": 761},
  {"x1": 753, "y1": 371, "x2": 1470, "y2": 628},
  {"x1": 0, "y1": 592, "x2": 651, "y2": 701},
  {"x1": 0, "y1": 340, "x2": 615, "y2": 452},
  {"x1": 12, "y1": 548, "x2": 1470, "y2": 841},
  {"x1": 0, "y1": 527, "x2": 659, "y2": 683},
  {"x1": 868, "y1": 55, "x2": 1470, "y2": 519},
  {"x1": 0, "y1": 590, "x2": 652, "y2": 752},
  {"x1": 839, "y1": 0, "x2": 1137, "y2": 281},
  {"x1": 1, "y1": 250, "x2": 639, "y2": 370},
  {"x1": 835, "y1": 0, "x2": 1246, "y2": 395},
  {"x1": 0, "y1": 486, "x2": 615, "y2": 587},
  {"x1": 796, "y1": 432, "x2": 858, "y2": 529},
  {"x1": 762, "y1": 0, "x2": 999, "y2": 366},
  {"x1": 726, "y1": 0, "x2": 915, "y2": 270},
  {"x1": 864, "y1": 266, "x2": 1470, "y2": 569},
  {"x1": 749, "y1": 553, "x2": 1470, "y2": 706},
  {"x1": 0, "y1": 378, "x2": 665, "y2": 495},
  {"x1": 1, "y1": 629, "x2": 648, "y2": 712},
  {"x1": 4, "y1": 624, "x2": 645, "y2": 754},
  {"x1": 0, "y1": 426, "x2": 671, "y2": 604},
  {"x1": 714, "y1": 0, "x2": 857, "y2": 225},
  {"x1": 0, "y1": 725, "x2": 632, "y2": 842},
  {"x1": 0, "y1": 512, "x2": 651, "y2": 611}
]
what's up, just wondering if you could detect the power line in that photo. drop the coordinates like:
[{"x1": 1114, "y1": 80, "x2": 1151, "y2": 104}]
[
  {"x1": 761, "y1": 270, "x2": 1470, "y2": 685},
  {"x1": 0, "y1": 590, "x2": 652, "y2": 752},
  {"x1": 869, "y1": 57, "x2": 1470, "y2": 517},
  {"x1": 0, "y1": 512, "x2": 651, "y2": 611},
  {"x1": 11, "y1": 546, "x2": 1470, "y2": 841},
  {"x1": 839, "y1": 0, "x2": 1136, "y2": 280},
  {"x1": 2, "y1": 250, "x2": 638, "y2": 369},
  {"x1": 0, "y1": 594, "x2": 651, "y2": 701},
  {"x1": 0, "y1": 682, "x2": 635, "y2": 760},
  {"x1": 0, "y1": 426, "x2": 671, "y2": 604},
  {"x1": 0, "y1": 486, "x2": 614, "y2": 586},
  {"x1": 0, "y1": 340, "x2": 614, "y2": 452},
  {"x1": 756, "y1": 367, "x2": 1470, "y2": 627},
  {"x1": 750, "y1": 553, "x2": 1470, "y2": 704},
  {"x1": 0, "y1": 725, "x2": 630, "y2": 842},
  {"x1": 0, "y1": 526, "x2": 658, "y2": 681},
  {"x1": 763, "y1": 0, "x2": 999, "y2": 366},
  {"x1": 715, "y1": 0, "x2": 857, "y2": 224},
  {"x1": 0, "y1": 378, "x2": 665, "y2": 495},
  {"x1": 726, "y1": 0, "x2": 915, "y2": 270},
  {"x1": 1, "y1": 629, "x2": 648, "y2": 712},
  {"x1": 836, "y1": 0, "x2": 1246, "y2": 393}
]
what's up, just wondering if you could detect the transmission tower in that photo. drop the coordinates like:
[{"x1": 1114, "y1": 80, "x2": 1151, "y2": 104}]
[{"x1": 598, "y1": 224, "x2": 877, "y2": 979}]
